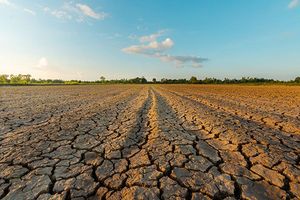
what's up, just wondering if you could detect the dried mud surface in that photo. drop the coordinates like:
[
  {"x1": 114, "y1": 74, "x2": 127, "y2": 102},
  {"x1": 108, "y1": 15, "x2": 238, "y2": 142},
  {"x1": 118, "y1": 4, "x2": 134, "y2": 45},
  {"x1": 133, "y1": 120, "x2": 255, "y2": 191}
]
[{"x1": 0, "y1": 85, "x2": 299, "y2": 200}]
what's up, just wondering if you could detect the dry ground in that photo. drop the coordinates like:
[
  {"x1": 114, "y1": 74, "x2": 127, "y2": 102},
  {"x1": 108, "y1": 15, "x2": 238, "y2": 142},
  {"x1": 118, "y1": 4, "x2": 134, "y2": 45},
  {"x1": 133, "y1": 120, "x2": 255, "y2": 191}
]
[{"x1": 0, "y1": 85, "x2": 299, "y2": 200}]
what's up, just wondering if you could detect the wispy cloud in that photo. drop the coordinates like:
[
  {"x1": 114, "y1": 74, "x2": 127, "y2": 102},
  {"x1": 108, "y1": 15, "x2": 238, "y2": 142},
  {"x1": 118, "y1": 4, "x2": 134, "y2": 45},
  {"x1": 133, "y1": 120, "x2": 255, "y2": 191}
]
[
  {"x1": 139, "y1": 30, "x2": 166, "y2": 43},
  {"x1": 288, "y1": 0, "x2": 299, "y2": 9},
  {"x1": 37, "y1": 57, "x2": 48, "y2": 69},
  {"x1": 76, "y1": 4, "x2": 107, "y2": 20},
  {"x1": 0, "y1": 0, "x2": 11, "y2": 6},
  {"x1": 122, "y1": 31, "x2": 208, "y2": 67},
  {"x1": 158, "y1": 54, "x2": 208, "y2": 68},
  {"x1": 44, "y1": 2, "x2": 107, "y2": 22},
  {"x1": 0, "y1": 0, "x2": 37, "y2": 15},
  {"x1": 123, "y1": 38, "x2": 174, "y2": 54},
  {"x1": 23, "y1": 8, "x2": 35, "y2": 15},
  {"x1": 44, "y1": 3, "x2": 76, "y2": 21},
  {"x1": 50, "y1": 9, "x2": 72, "y2": 20}
]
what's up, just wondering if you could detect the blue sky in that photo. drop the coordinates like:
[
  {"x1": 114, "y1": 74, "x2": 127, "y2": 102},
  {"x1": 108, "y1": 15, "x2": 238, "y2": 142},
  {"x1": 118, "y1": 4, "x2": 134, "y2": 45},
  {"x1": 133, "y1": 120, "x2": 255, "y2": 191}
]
[{"x1": 0, "y1": 0, "x2": 299, "y2": 80}]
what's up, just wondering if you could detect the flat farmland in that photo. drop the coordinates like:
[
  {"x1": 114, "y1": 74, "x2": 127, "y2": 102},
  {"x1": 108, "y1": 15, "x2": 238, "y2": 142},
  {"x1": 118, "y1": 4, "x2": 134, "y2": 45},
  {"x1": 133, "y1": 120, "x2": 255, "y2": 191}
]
[{"x1": 0, "y1": 85, "x2": 299, "y2": 200}]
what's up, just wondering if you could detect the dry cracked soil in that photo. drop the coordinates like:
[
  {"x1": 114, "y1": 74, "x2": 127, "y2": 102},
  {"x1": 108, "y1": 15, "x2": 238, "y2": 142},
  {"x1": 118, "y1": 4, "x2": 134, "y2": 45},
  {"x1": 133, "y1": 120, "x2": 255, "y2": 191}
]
[{"x1": 0, "y1": 85, "x2": 299, "y2": 200}]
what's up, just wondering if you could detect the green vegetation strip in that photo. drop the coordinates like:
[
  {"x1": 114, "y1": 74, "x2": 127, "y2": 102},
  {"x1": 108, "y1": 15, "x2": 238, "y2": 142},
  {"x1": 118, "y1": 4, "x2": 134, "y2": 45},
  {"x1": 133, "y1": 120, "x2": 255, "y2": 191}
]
[{"x1": 1, "y1": 74, "x2": 300, "y2": 85}]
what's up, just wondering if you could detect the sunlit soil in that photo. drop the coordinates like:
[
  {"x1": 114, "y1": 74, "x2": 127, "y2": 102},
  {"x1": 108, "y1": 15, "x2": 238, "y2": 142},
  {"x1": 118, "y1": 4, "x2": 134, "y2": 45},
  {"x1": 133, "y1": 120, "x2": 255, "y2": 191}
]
[{"x1": 0, "y1": 85, "x2": 299, "y2": 199}]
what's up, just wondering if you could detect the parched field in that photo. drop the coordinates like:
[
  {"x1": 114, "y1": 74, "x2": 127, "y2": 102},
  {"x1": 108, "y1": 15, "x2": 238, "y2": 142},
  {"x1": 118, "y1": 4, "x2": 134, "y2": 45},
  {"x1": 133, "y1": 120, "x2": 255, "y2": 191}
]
[{"x1": 0, "y1": 85, "x2": 299, "y2": 200}]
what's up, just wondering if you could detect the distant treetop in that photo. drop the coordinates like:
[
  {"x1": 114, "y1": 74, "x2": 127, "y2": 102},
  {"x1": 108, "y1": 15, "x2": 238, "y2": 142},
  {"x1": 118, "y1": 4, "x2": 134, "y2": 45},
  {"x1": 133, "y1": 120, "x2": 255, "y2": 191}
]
[{"x1": 0, "y1": 74, "x2": 299, "y2": 85}]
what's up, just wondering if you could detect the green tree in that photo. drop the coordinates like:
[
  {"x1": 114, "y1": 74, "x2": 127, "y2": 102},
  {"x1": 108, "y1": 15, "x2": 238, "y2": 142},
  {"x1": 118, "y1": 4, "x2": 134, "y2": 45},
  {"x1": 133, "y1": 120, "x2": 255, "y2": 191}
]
[
  {"x1": 141, "y1": 76, "x2": 147, "y2": 84},
  {"x1": 22, "y1": 74, "x2": 31, "y2": 84},
  {"x1": 0, "y1": 74, "x2": 9, "y2": 84},
  {"x1": 295, "y1": 77, "x2": 300, "y2": 83},
  {"x1": 100, "y1": 76, "x2": 106, "y2": 83},
  {"x1": 10, "y1": 74, "x2": 21, "y2": 84},
  {"x1": 189, "y1": 76, "x2": 198, "y2": 84},
  {"x1": 9, "y1": 74, "x2": 31, "y2": 84}
]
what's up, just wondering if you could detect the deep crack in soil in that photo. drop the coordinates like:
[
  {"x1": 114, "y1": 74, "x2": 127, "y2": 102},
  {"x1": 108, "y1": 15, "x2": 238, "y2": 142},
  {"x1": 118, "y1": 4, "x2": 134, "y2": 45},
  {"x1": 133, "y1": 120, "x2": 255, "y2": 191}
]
[{"x1": 0, "y1": 85, "x2": 299, "y2": 200}]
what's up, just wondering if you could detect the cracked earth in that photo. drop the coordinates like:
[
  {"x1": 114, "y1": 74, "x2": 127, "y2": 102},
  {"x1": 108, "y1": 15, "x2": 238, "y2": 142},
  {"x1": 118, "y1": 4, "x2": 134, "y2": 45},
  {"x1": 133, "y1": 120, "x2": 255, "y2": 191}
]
[{"x1": 0, "y1": 85, "x2": 299, "y2": 200}]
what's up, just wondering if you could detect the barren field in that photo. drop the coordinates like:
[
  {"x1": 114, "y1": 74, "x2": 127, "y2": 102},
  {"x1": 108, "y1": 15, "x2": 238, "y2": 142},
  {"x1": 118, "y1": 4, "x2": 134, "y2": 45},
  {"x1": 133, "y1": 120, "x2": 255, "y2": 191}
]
[{"x1": 0, "y1": 85, "x2": 299, "y2": 200}]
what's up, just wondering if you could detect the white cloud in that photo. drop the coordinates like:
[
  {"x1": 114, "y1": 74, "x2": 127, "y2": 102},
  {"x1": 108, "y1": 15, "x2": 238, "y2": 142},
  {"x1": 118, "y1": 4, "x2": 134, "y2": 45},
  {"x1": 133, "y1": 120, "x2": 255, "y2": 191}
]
[
  {"x1": 51, "y1": 10, "x2": 72, "y2": 19},
  {"x1": 0, "y1": 0, "x2": 11, "y2": 6},
  {"x1": 139, "y1": 30, "x2": 166, "y2": 43},
  {"x1": 43, "y1": 3, "x2": 74, "y2": 20},
  {"x1": 76, "y1": 4, "x2": 107, "y2": 20},
  {"x1": 43, "y1": 7, "x2": 50, "y2": 12},
  {"x1": 24, "y1": 8, "x2": 36, "y2": 15},
  {"x1": 122, "y1": 31, "x2": 207, "y2": 68},
  {"x1": 128, "y1": 34, "x2": 138, "y2": 40},
  {"x1": 158, "y1": 54, "x2": 208, "y2": 68},
  {"x1": 161, "y1": 38, "x2": 174, "y2": 48},
  {"x1": 288, "y1": 0, "x2": 299, "y2": 9},
  {"x1": 37, "y1": 57, "x2": 48, "y2": 69},
  {"x1": 123, "y1": 38, "x2": 174, "y2": 54},
  {"x1": 1, "y1": 0, "x2": 36, "y2": 15},
  {"x1": 44, "y1": 2, "x2": 107, "y2": 22}
]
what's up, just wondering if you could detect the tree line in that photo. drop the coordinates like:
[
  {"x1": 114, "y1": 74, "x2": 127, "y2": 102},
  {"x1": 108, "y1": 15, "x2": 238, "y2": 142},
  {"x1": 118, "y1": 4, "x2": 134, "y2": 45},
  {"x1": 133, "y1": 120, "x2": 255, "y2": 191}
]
[{"x1": 0, "y1": 74, "x2": 300, "y2": 85}]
